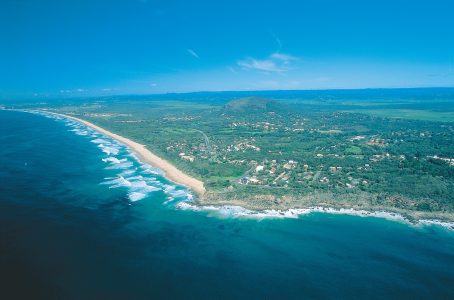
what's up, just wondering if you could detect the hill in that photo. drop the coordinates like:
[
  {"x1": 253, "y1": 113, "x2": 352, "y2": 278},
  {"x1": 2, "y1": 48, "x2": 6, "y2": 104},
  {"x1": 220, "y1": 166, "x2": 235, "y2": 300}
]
[{"x1": 223, "y1": 97, "x2": 282, "y2": 113}]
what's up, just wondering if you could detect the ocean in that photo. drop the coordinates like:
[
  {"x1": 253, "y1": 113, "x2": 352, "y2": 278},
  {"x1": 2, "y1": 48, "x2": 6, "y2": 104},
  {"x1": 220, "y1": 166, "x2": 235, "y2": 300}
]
[{"x1": 1, "y1": 110, "x2": 453, "y2": 299}]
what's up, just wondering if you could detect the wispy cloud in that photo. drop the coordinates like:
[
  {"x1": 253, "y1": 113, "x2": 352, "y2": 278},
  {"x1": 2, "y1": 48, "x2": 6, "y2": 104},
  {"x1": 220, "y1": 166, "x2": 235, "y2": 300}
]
[
  {"x1": 59, "y1": 88, "x2": 86, "y2": 94},
  {"x1": 270, "y1": 53, "x2": 298, "y2": 63},
  {"x1": 271, "y1": 33, "x2": 282, "y2": 52},
  {"x1": 238, "y1": 58, "x2": 284, "y2": 72},
  {"x1": 237, "y1": 52, "x2": 299, "y2": 73},
  {"x1": 227, "y1": 66, "x2": 238, "y2": 74},
  {"x1": 187, "y1": 48, "x2": 200, "y2": 59}
]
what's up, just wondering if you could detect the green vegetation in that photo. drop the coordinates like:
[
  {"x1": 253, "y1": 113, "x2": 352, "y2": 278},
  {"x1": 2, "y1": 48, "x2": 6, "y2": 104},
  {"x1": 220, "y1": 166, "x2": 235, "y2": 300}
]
[
  {"x1": 348, "y1": 109, "x2": 454, "y2": 122},
  {"x1": 6, "y1": 88, "x2": 454, "y2": 221},
  {"x1": 223, "y1": 97, "x2": 282, "y2": 112}
]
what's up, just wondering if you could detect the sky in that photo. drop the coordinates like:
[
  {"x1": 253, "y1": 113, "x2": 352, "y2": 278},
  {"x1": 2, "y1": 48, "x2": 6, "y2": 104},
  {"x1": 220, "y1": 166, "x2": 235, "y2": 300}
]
[{"x1": 1, "y1": 0, "x2": 454, "y2": 99}]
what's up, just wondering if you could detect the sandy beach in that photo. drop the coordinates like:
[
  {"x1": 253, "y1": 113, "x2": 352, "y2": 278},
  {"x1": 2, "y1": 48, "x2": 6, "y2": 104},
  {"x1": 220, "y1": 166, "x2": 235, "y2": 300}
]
[{"x1": 56, "y1": 113, "x2": 206, "y2": 197}]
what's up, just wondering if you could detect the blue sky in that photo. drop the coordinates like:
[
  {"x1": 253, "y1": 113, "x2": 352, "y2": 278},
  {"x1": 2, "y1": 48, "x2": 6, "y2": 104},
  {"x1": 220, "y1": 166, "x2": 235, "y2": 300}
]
[{"x1": 1, "y1": 0, "x2": 454, "y2": 99}]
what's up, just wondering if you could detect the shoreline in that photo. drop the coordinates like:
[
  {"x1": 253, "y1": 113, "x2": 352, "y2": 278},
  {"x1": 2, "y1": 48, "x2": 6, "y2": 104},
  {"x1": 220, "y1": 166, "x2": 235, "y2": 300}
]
[
  {"x1": 11, "y1": 109, "x2": 453, "y2": 230},
  {"x1": 46, "y1": 111, "x2": 206, "y2": 197},
  {"x1": 177, "y1": 202, "x2": 454, "y2": 231}
]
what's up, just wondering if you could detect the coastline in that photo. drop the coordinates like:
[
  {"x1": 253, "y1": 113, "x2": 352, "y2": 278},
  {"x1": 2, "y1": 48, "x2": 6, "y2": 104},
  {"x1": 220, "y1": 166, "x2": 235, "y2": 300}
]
[
  {"x1": 12, "y1": 109, "x2": 452, "y2": 230},
  {"x1": 177, "y1": 202, "x2": 454, "y2": 231},
  {"x1": 48, "y1": 112, "x2": 206, "y2": 197}
]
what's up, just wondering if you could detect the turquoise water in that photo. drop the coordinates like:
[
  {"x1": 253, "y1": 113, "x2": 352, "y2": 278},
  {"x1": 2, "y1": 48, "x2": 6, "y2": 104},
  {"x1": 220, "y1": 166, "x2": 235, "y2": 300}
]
[{"x1": 1, "y1": 110, "x2": 453, "y2": 299}]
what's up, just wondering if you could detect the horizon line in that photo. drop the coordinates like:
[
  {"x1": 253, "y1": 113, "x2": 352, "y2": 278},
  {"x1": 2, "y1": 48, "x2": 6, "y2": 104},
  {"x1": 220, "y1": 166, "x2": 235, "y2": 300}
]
[{"x1": 3, "y1": 85, "x2": 454, "y2": 102}]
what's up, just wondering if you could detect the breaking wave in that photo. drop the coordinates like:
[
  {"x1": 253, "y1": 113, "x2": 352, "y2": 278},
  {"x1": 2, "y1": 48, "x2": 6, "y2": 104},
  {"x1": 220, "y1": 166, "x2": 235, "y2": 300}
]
[{"x1": 32, "y1": 111, "x2": 194, "y2": 205}]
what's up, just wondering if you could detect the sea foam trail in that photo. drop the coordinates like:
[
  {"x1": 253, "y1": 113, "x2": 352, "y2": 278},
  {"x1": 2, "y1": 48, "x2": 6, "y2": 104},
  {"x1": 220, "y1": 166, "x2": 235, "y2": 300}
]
[
  {"x1": 176, "y1": 203, "x2": 454, "y2": 231},
  {"x1": 30, "y1": 110, "x2": 193, "y2": 204},
  {"x1": 102, "y1": 157, "x2": 126, "y2": 164}
]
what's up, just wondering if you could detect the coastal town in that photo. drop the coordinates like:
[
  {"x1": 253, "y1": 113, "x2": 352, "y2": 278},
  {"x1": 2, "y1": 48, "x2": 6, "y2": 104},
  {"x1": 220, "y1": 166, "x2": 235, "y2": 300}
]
[{"x1": 159, "y1": 106, "x2": 453, "y2": 201}]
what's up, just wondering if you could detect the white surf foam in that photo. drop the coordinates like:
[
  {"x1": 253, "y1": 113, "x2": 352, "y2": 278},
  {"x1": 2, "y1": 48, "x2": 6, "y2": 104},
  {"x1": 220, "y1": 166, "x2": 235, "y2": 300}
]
[
  {"x1": 91, "y1": 138, "x2": 111, "y2": 144},
  {"x1": 101, "y1": 176, "x2": 132, "y2": 188},
  {"x1": 102, "y1": 157, "x2": 126, "y2": 164},
  {"x1": 128, "y1": 192, "x2": 147, "y2": 202},
  {"x1": 175, "y1": 202, "x2": 454, "y2": 230},
  {"x1": 70, "y1": 128, "x2": 90, "y2": 136},
  {"x1": 141, "y1": 165, "x2": 164, "y2": 176},
  {"x1": 34, "y1": 111, "x2": 193, "y2": 204},
  {"x1": 119, "y1": 169, "x2": 137, "y2": 177},
  {"x1": 98, "y1": 144, "x2": 120, "y2": 156},
  {"x1": 105, "y1": 161, "x2": 134, "y2": 170}
]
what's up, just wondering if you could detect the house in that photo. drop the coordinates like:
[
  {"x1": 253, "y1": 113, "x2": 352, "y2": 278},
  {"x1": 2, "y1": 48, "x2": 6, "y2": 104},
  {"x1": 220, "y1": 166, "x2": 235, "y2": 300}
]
[
  {"x1": 283, "y1": 160, "x2": 298, "y2": 169},
  {"x1": 255, "y1": 165, "x2": 264, "y2": 172},
  {"x1": 181, "y1": 155, "x2": 195, "y2": 162},
  {"x1": 248, "y1": 177, "x2": 260, "y2": 184},
  {"x1": 179, "y1": 152, "x2": 195, "y2": 161}
]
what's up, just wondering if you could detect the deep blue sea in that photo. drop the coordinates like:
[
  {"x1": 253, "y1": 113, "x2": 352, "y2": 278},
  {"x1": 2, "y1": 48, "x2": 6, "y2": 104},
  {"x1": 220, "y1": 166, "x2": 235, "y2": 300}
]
[{"x1": 1, "y1": 110, "x2": 453, "y2": 299}]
